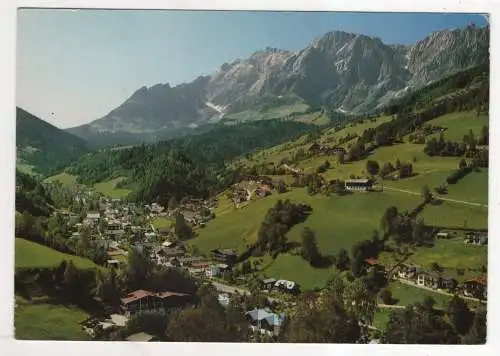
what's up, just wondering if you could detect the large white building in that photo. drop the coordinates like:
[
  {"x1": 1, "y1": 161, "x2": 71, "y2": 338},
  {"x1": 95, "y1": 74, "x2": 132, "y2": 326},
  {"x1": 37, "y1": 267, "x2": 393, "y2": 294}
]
[{"x1": 344, "y1": 179, "x2": 373, "y2": 192}]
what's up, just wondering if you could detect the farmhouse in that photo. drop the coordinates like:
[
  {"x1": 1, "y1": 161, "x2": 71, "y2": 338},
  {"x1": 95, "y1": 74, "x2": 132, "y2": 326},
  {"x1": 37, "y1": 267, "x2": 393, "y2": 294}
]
[
  {"x1": 464, "y1": 232, "x2": 488, "y2": 246},
  {"x1": 396, "y1": 264, "x2": 420, "y2": 280},
  {"x1": 120, "y1": 289, "x2": 191, "y2": 317},
  {"x1": 211, "y1": 248, "x2": 237, "y2": 265},
  {"x1": 441, "y1": 277, "x2": 458, "y2": 291},
  {"x1": 463, "y1": 276, "x2": 487, "y2": 299},
  {"x1": 255, "y1": 185, "x2": 272, "y2": 198},
  {"x1": 207, "y1": 263, "x2": 231, "y2": 278},
  {"x1": 417, "y1": 272, "x2": 442, "y2": 289},
  {"x1": 344, "y1": 179, "x2": 373, "y2": 192}
]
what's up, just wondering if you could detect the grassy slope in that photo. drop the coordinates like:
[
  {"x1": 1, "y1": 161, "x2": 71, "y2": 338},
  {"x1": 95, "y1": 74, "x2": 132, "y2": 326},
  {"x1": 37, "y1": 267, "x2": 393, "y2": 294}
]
[
  {"x1": 192, "y1": 188, "x2": 421, "y2": 290},
  {"x1": 199, "y1": 108, "x2": 488, "y2": 290},
  {"x1": 151, "y1": 216, "x2": 173, "y2": 231},
  {"x1": 15, "y1": 238, "x2": 99, "y2": 269},
  {"x1": 14, "y1": 296, "x2": 89, "y2": 340},
  {"x1": 445, "y1": 169, "x2": 488, "y2": 205},
  {"x1": 386, "y1": 281, "x2": 453, "y2": 308},
  {"x1": 43, "y1": 172, "x2": 78, "y2": 186},
  {"x1": 420, "y1": 201, "x2": 487, "y2": 229},
  {"x1": 93, "y1": 177, "x2": 132, "y2": 199},
  {"x1": 427, "y1": 112, "x2": 489, "y2": 142},
  {"x1": 242, "y1": 115, "x2": 394, "y2": 167}
]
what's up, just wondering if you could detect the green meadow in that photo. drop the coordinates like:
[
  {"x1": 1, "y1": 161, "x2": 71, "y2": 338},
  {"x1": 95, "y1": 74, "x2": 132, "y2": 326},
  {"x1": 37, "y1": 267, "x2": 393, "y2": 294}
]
[
  {"x1": 15, "y1": 238, "x2": 99, "y2": 269},
  {"x1": 427, "y1": 111, "x2": 489, "y2": 142},
  {"x1": 44, "y1": 172, "x2": 78, "y2": 187},
  {"x1": 93, "y1": 177, "x2": 132, "y2": 199},
  {"x1": 15, "y1": 296, "x2": 90, "y2": 340}
]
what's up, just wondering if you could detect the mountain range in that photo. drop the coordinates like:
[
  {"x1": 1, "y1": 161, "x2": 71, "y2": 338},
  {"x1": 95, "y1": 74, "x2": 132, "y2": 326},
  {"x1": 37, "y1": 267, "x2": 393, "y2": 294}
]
[{"x1": 67, "y1": 24, "x2": 489, "y2": 146}]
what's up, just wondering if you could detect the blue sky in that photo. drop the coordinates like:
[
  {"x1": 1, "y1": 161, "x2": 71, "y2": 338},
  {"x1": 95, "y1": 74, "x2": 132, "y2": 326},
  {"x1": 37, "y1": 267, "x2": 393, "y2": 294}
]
[{"x1": 16, "y1": 10, "x2": 487, "y2": 128}]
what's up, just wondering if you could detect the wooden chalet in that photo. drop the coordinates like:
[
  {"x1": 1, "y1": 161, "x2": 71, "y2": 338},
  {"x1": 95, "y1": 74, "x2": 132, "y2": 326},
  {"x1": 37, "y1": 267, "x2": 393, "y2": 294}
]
[{"x1": 120, "y1": 289, "x2": 192, "y2": 317}]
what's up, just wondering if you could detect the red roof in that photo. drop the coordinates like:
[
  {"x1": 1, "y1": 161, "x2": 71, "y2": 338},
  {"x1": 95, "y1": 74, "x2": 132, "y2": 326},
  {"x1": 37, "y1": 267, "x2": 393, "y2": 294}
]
[
  {"x1": 469, "y1": 276, "x2": 487, "y2": 285},
  {"x1": 365, "y1": 258, "x2": 378, "y2": 266},
  {"x1": 121, "y1": 289, "x2": 189, "y2": 305}
]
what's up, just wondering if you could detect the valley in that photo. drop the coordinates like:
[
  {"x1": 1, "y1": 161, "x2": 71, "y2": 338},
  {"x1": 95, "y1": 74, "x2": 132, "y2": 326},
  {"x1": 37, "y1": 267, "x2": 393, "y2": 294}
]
[{"x1": 14, "y1": 20, "x2": 489, "y2": 344}]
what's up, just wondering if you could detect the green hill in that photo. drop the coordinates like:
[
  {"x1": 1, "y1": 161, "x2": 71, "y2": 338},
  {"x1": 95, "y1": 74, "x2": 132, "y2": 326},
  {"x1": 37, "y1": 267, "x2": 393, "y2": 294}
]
[
  {"x1": 16, "y1": 107, "x2": 89, "y2": 175},
  {"x1": 15, "y1": 238, "x2": 99, "y2": 269}
]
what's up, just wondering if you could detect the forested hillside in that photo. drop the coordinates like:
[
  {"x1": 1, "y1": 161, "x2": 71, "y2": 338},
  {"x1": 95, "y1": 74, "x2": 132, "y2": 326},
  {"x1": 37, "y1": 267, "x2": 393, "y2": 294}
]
[
  {"x1": 16, "y1": 108, "x2": 89, "y2": 174},
  {"x1": 16, "y1": 170, "x2": 53, "y2": 216},
  {"x1": 66, "y1": 120, "x2": 319, "y2": 205},
  {"x1": 60, "y1": 64, "x2": 489, "y2": 206}
]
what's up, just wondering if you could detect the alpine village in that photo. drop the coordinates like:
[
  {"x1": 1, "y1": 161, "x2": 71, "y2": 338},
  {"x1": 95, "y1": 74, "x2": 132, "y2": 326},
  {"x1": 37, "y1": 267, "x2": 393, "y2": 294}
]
[{"x1": 15, "y1": 22, "x2": 489, "y2": 344}]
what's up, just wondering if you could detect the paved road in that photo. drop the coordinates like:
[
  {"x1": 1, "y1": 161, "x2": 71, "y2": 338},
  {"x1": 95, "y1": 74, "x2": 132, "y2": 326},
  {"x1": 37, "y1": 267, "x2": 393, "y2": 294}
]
[{"x1": 383, "y1": 186, "x2": 487, "y2": 208}]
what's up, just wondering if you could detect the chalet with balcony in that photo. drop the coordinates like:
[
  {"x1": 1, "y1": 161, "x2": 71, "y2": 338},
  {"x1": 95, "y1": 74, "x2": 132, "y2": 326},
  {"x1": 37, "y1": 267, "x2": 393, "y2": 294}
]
[
  {"x1": 120, "y1": 289, "x2": 191, "y2": 318},
  {"x1": 463, "y1": 276, "x2": 487, "y2": 300},
  {"x1": 210, "y1": 248, "x2": 237, "y2": 265}
]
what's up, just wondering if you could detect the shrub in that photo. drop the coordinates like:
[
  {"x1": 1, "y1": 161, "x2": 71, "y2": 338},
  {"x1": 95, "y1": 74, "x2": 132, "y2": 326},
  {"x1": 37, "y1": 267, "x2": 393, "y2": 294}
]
[{"x1": 380, "y1": 289, "x2": 394, "y2": 305}]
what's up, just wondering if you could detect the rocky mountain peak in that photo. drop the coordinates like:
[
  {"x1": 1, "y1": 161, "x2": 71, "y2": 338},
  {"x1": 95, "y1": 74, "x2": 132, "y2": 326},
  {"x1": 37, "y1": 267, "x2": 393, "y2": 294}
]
[{"x1": 67, "y1": 24, "x2": 489, "y2": 145}]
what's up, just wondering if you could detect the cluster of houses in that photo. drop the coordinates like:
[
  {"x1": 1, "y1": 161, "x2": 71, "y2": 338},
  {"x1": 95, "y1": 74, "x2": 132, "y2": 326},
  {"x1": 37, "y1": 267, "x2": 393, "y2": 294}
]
[
  {"x1": 436, "y1": 231, "x2": 488, "y2": 246},
  {"x1": 231, "y1": 183, "x2": 274, "y2": 205},
  {"x1": 167, "y1": 198, "x2": 217, "y2": 227},
  {"x1": 308, "y1": 142, "x2": 346, "y2": 156},
  {"x1": 395, "y1": 263, "x2": 487, "y2": 300}
]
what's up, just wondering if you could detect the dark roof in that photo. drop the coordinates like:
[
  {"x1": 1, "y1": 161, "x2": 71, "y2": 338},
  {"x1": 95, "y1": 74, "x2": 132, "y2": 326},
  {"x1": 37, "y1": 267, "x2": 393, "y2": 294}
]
[{"x1": 212, "y1": 248, "x2": 237, "y2": 256}]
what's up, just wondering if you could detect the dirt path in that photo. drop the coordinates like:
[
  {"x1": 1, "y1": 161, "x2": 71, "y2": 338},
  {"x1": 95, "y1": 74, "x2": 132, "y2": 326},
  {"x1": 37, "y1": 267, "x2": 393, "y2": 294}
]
[
  {"x1": 383, "y1": 186, "x2": 487, "y2": 208},
  {"x1": 377, "y1": 304, "x2": 406, "y2": 309},
  {"x1": 283, "y1": 164, "x2": 300, "y2": 174}
]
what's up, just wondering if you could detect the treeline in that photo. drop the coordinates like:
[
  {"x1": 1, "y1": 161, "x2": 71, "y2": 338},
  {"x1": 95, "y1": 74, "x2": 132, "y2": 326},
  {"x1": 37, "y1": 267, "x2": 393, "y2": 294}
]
[
  {"x1": 15, "y1": 170, "x2": 53, "y2": 216},
  {"x1": 15, "y1": 212, "x2": 108, "y2": 265},
  {"x1": 355, "y1": 64, "x2": 489, "y2": 154},
  {"x1": 238, "y1": 199, "x2": 312, "y2": 262},
  {"x1": 380, "y1": 206, "x2": 435, "y2": 246},
  {"x1": 67, "y1": 120, "x2": 317, "y2": 205},
  {"x1": 15, "y1": 247, "x2": 198, "y2": 316},
  {"x1": 383, "y1": 62, "x2": 489, "y2": 116}
]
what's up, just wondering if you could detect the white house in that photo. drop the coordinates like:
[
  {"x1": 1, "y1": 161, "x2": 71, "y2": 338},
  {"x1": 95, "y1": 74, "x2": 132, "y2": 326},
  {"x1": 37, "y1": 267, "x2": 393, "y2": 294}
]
[{"x1": 344, "y1": 179, "x2": 373, "y2": 192}]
